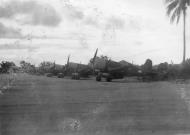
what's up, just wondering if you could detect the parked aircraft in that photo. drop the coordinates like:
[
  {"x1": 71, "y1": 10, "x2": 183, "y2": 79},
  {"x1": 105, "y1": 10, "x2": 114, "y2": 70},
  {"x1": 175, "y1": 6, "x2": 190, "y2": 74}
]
[
  {"x1": 95, "y1": 59, "x2": 127, "y2": 82},
  {"x1": 63, "y1": 48, "x2": 98, "y2": 80}
]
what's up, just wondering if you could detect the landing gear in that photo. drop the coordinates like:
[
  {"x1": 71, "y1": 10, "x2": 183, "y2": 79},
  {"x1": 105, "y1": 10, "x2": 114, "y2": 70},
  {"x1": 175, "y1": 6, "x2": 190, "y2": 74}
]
[
  {"x1": 96, "y1": 74, "x2": 102, "y2": 81},
  {"x1": 71, "y1": 73, "x2": 80, "y2": 80},
  {"x1": 96, "y1": 72, "x2": 112, "y2": 82},
  {"x1": 106, "y1": 77, "x2": 112, "y2": 82},
  {"x1": 57, "y1": 73, "x2": 64, "y2": 78}
]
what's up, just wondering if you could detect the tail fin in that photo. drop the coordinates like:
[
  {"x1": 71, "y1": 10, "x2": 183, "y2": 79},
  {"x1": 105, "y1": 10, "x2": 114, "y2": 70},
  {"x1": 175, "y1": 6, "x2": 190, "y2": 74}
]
[
  {"x1": 67, "y1": 55, "x2": 70, "y2": 67},
  {"x1": 92, "y1": 48, "x2": 98, "y2": 73},
  {"x1": 65, "y1": 55, "x2": 70, "y2": 73},
  {"x1": 92, "y1": 48, "x2": 98, "y2": 65}
]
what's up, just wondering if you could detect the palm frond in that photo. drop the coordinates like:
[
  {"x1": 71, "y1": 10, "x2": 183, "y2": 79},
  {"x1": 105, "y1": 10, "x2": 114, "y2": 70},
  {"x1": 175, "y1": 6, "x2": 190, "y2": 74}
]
[
  {"x1": 187, "y1": 0, "x2": 190, "y2": 6},
  {"x1": 166, "y1": 0, "x2": 178, "y2": 16},
  {"x1": 165, "y1": 0, "x2": 176, "y2": 3},
  {"x1": 176, "y1": 8, "x2": 182, "y2": 23},
  {"x1": 170, "y1": 7, "x2": 181, "y2": 23},
  {"x1": 165, "y1": 0, "x2": 189, "y2": 23}
]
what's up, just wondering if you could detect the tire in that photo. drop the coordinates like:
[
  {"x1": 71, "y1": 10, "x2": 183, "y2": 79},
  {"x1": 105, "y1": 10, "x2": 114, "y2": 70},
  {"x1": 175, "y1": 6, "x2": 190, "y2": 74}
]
[
  {"x1": 96, "y1": 75, "x2": 101, "y2": 81},
  {"x1": 106, "y1": 77, "x2": 112, "y2": 82},
  {"x1": 71, "y1": 73, "x2": 80, "y2": 80},
  {"x1": 76, "y1": 75, "x2": 80, "y2": 80},
  {"x1": 58, "y1": 74, "x2": 64, "y2": 78}
]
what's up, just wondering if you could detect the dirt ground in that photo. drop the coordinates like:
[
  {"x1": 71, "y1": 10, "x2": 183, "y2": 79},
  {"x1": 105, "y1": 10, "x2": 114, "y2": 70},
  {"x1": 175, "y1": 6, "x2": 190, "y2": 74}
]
[{"x1": 1, "y1": 73, "x2": 190, "y2": 135}]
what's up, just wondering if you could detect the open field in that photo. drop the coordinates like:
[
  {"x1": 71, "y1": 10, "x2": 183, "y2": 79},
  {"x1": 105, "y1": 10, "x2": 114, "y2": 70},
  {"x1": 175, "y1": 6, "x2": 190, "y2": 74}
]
[{"x1": 1, "y1": 74, "x2": 190, "y2": 135}]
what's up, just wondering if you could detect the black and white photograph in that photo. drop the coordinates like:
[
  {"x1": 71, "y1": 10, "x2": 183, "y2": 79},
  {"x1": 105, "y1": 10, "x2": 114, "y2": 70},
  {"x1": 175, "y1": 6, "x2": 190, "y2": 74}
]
[{"x1": 0, "y1": 0, "x2": 190, "y2": 135}]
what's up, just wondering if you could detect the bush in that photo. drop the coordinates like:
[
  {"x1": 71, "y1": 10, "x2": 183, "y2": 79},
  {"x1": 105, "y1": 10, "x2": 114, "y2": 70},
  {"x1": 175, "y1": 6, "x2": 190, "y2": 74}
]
[
  {"x1": 0, "y1": 61, "x2": 15, "y2": 73},
  {"x1": 180, "y1": 59, "x2": 190, "y2": 78}
]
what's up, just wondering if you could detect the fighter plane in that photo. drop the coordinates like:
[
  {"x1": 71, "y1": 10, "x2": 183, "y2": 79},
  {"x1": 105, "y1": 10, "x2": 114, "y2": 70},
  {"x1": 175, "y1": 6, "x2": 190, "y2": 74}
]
[
  {"x1": 63, "y1": 48, "x2": 98, "y2": 80},
  {"x1": 94, "y1": 58, "x2": 127, "y2": 82}
]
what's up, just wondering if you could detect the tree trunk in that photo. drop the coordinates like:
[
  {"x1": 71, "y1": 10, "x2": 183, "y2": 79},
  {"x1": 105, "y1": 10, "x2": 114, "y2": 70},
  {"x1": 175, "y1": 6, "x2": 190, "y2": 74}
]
[{"x1": 183, "y1": 9, "x2": 186, "y2": 63}]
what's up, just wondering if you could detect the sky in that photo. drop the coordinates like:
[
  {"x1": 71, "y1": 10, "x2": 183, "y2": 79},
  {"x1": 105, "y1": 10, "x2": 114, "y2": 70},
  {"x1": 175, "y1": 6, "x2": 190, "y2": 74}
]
[{"x1": 0, "y1": 0, "x2": 189, "y2": 66}]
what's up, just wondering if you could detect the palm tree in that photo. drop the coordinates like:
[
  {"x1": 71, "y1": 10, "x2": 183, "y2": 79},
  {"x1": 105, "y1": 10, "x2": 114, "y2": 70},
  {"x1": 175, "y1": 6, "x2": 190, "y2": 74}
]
[{"x1": 165, "y1": 0, "x2": 190, "y2": 63}]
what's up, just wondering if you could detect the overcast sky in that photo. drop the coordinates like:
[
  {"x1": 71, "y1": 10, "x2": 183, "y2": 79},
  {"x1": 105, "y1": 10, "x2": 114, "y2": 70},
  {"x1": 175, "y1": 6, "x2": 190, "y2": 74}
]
[{"x1": 0, "y1": 0, "x2": 189, "y2": 65}]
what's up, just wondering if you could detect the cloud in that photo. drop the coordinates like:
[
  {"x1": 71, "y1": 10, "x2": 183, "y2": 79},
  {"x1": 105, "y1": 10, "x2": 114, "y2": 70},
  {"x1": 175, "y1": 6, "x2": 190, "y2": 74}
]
[
  {"x1": 84, "y1": 17, "x2": 100, "y2": 28},
  {"x1": 84, "y1": 15, "x2": 125, "y2": 31},
  {"x1": 0, "y1": 23, "x2": 22, "y2": 38},
  {"x1": 128, "y1": 18, "x2": 141, "y2": 32},
  {"x1": 0, "y1": 41, "x2": 38, "y2": 51},
  {"x1": 77, "y1": 35, "x2": 89, "y2": 49},
  {"x1": 106, "y1": 16, "x2": 125, "y2": 29},
  {"x1": 100, "y1": 16, "x2": 125, "y2": 45},
  {"x1": 0, "y1": 0, "x2": 61, "y2": 27},
  {"x1": 62, "y1": 4, "x2": 84, "y2": 20},
  {"x1": 134, "y1": 41, "x2": 143, "y2": 46}
]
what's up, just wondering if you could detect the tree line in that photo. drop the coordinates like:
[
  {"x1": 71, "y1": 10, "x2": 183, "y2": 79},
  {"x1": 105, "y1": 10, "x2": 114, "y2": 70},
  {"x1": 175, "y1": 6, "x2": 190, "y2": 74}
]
[{"x1": 1, "y1": 57, "x2": 190, "y2": 80}]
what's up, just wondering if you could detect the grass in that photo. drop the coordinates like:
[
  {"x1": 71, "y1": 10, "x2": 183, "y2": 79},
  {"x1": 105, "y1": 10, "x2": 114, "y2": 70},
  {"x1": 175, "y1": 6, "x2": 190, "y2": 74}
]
[
  {"x1": 0, "y1": 73, "x2": 16, "y2": 95},
  {"x1": 1, "y1": 73, "x2": 190, "y2": 135}
]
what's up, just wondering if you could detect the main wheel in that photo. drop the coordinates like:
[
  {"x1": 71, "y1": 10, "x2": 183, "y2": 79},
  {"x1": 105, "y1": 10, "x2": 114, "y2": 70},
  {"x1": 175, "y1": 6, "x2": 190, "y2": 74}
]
[
  {"x1": 71, "y1": 73, "x2": 80, "y2": 80},
  {"x1": 106, "y1": 77, "x2": 112, "y2": 82},
  {"x1": 76, "y1": 74, "x2": 80, "y2": 80},
  {"x1": 96, "y1": 75, "x2": 101, "y2": 81}
]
